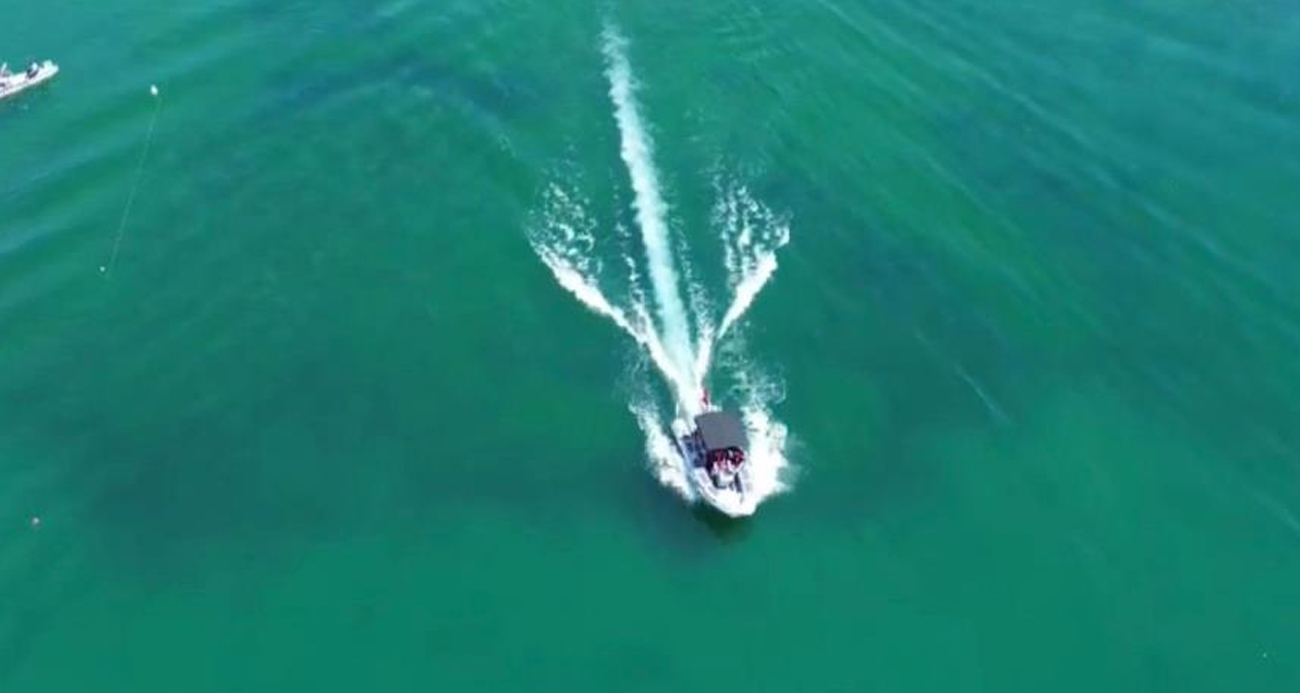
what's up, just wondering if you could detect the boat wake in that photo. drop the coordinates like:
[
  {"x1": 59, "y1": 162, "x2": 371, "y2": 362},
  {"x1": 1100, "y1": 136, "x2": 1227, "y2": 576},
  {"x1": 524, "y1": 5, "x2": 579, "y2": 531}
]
[{"x1": 528, "y1": 24, "x2": 793, "y2": 511}]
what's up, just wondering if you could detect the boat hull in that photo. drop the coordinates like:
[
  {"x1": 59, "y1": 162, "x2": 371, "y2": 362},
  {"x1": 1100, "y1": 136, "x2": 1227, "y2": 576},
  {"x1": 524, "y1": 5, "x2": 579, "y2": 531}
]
[
  {"x1": 0, "y1": 61, "x2": 59, "y2": 102},
  {"x1": 689, "y1": 466, "x2": 757, "y2": 517},
  {"x1": 672, "y1": 418, "x2": 757, "y2": 518}
]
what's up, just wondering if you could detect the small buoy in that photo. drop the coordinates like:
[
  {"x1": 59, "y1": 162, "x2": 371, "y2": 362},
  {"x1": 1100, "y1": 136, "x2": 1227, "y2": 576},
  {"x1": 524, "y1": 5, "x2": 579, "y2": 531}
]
[
  {"x1": 150, "y1": 84, "x2": 159, "y2": 97},
  {"x1": 99, "y1": 265, "x2": 107, "y2": 273},
  {"x1": 30, "y1": 516, "x2": 41, "y2": 528}
]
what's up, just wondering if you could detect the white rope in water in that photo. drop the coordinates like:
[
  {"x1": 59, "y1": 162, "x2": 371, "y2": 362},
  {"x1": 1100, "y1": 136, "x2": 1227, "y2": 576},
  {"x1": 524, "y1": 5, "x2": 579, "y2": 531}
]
[{"x1": 102, "y1": 84, "x2": 161, "y2": 277}]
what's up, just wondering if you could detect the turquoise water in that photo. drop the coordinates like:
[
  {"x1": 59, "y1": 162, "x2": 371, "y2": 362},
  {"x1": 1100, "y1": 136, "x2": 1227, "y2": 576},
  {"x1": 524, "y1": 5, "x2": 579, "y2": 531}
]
[{"x1": 3, "y1": 1, "x2": 1299, "y2": 690}]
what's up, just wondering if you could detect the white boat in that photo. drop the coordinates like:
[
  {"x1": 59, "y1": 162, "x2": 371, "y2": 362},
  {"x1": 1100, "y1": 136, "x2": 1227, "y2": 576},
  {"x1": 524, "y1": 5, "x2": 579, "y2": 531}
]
[
  {"x1": 0, "y1": 60, "x2": 59, "y2": 102},
  {"x1": 673, "y1": 408, "x2": 757, "y2": 517}
]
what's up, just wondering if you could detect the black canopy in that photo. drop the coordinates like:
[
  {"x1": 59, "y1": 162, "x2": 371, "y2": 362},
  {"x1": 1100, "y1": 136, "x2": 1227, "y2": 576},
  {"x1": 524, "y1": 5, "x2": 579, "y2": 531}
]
[{"x1": 694, "y1": 411, "x2": 747, "y2": 452}]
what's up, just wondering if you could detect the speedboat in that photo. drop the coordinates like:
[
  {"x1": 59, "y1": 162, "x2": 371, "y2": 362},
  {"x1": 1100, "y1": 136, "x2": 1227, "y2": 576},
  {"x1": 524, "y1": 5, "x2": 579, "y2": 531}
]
[
  {"x1": 0, "y1": 61, "x2": 59, "y2": 102},
  {"x1": 673, "y1": 405, "x2": 756, "y2": 517}
]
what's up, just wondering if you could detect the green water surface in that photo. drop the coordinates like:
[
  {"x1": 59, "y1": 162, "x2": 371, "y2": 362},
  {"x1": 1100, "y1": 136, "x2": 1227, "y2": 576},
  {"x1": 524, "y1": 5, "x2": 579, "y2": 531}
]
[{"x1": 3, "y1": 0, "x2": 1299, "y2": 690}]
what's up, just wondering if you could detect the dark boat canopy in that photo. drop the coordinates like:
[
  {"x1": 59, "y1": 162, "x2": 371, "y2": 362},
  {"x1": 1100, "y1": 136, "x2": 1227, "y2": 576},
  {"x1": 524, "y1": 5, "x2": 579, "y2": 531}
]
[{"x1": 694, "y1": 411, "x2": 747, "y2": 452}]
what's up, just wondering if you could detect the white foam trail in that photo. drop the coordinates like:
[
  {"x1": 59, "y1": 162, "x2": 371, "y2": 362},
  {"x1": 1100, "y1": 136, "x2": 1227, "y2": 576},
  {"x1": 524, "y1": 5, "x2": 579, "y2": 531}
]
[
  {"x1": 533, "y1": 246, "x2": 683, "y2": 392},
  {"x1": 535, "y1": 246, "x2": 635, "y2": 336},
  {"x1": 527, "y1": 26, "x2": 795, "y2": 514},
  {"x1": 529, "y1": 184, "x2": 685, "y2": 385},
  {"x1": 694, "y1": 183, "x2": 791, "y2": 383},
  {"x1": 602, "y1": 26, "x2": 698, "y2": 408},
  {"x1": 631, "y1": 402, "x2": 696, "y2": 501},
  {"x1": 718, "y1": 249, "x2": 781, "y2": 338}
]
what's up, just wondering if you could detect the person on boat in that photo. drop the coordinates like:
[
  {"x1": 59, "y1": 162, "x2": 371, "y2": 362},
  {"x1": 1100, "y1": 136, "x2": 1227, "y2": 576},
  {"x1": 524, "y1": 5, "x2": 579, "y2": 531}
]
[
  {"x1": 27, "y1": 63, "x2": 40, "y2": 78},
  {"x1": 727, "y1": 450, "x2": 740, "y2": 472},
  {"x1": 0, "y1": 63, "x2": 10, "y2": 78},
  {"x1": 712, "y1": 450, "x2": 731, "y2": 484}
]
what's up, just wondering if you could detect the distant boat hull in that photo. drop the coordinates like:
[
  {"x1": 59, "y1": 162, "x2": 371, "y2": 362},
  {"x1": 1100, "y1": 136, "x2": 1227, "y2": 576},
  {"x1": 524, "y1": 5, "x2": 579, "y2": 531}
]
[{"x1": 0, "y1": 61, "x2": 59, "y2": 102}]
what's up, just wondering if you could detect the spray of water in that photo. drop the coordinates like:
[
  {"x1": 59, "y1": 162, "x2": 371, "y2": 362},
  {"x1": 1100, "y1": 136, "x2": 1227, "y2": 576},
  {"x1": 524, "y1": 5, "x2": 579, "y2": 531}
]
[{"x1": 528, "y1": 25, "x2": 793, "y2": 512}]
